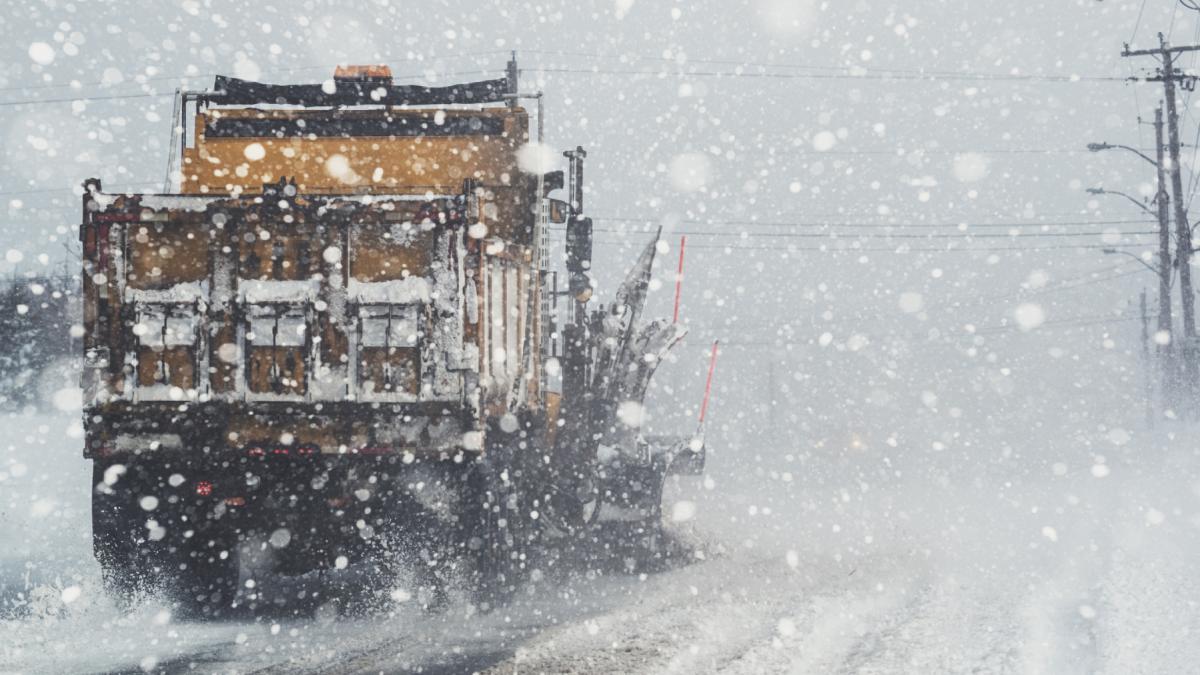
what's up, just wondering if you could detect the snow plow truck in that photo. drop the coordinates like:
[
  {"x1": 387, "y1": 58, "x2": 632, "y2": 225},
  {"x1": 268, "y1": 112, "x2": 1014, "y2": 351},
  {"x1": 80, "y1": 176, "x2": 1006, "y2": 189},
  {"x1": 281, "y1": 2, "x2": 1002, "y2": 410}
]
[{"x1": 80, "y1": 59, "x2": 706, "y2": 616}]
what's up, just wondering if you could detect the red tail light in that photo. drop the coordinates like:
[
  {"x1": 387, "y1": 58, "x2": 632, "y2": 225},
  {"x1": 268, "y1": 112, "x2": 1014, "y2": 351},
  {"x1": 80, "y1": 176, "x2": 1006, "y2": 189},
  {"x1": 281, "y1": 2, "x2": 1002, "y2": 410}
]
[
  {"x1": 195, "y1": 480, "x2": 213, "y2": 496},
  {"x1": 296, "y1": 445, "x2": 318, "y2": 456},
  {"x1": 224, "y1": 496, "x2": 246, "y2": 507},
  {"x1": 271, "y1": 447, "x2": 290, "y2": 456},
  {"x1": 247, "y1": 446, "x2": 265, "y2": 457}
]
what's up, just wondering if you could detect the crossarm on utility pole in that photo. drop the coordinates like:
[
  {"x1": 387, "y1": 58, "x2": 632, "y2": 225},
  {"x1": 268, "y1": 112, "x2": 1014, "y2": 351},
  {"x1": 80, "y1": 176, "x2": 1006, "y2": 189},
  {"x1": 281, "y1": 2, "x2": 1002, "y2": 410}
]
[{"x1": 1122, "y1": 35, "x2": 1200, "y2": 57}]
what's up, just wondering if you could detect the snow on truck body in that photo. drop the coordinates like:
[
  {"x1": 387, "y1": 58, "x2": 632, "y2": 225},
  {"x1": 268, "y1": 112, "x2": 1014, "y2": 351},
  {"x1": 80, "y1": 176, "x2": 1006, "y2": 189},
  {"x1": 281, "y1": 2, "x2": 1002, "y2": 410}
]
[{"x1": 80, "y1": 65, "x2": 546, "y2": 462}]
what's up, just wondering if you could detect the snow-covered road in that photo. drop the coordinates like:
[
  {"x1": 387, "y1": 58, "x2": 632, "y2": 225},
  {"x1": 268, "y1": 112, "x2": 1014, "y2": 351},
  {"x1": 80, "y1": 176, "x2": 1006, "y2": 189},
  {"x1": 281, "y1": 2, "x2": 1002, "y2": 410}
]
[
  {"x1": 4, "y1": 409, "x2": 1200, "y2": 674},
  {"x1": 1, "y1": 543, "x2": 1018, "y2": 674}
]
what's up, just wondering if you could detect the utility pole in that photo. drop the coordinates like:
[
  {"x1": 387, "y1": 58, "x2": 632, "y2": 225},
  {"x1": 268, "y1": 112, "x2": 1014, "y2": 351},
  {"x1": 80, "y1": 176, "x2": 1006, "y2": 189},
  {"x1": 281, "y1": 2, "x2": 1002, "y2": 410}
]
[
  {"x1": 1124, "y1": 33, "x2": 1200, "y2": 408},
  {"x1": 1154, "y1": 106, "x2": 1179, "y2": 406},
  {"x1": 1142, "y1": 289, "x2": 1155, "y2": 427},
  {"x1": 1089, "y1": 108, "x2": 1176, "y2": 409}
]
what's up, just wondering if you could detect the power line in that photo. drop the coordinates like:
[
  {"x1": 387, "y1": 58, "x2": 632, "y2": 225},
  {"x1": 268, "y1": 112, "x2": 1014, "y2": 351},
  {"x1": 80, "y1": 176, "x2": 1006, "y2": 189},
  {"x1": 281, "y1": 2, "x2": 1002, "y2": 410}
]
[
  {"x1": 769, "y1": 147, "x2": 1162, "y2": 155},
  {"x1": 961, "y1": 265, "x2": 1149, "y2": 307},
  {"x1": 683, "y1": 313, "x2": 1149, "y2": 348},
  {"x1": 0, "y1": 65, "x2": 327, "y2": 95},
  {"x1": 592, "y1": 215, "x2": 1157, "y2": 229},
  {"x1": 751, "y1": 210, "x2": 1140, "y2": 220},
  {"x1": 974, "y1": 313, "x2": 1147, "y2": 336},
  {"x1": 530, "y1": 65, "x2": 1130, "y2": 84},
  {"x1": 1187, "y1": 18, "x2": 1200, "y2": 209},
  {"x1": 577, "y1": 238, "x2": 1149, "y2": 253},
  {"x1": 521, "y1": 49, "x2": 1129, "y2": 83},
  {"x1": 0, "y1": 181, "x2": 159, "y2": 198},
  {"x1": 675, "y1": 264, "x2": 1150, "y2": 322},
  {"x1": 1132, "y1": 0, "x2": 1150, "y2": 43},
  {"x1": 569, "y1": 226, "x2": 1158, "y2": 240},
  {"x1": 0, "y1": 51, "x2": 510, "y2": 95},
  {"x1": 0, "y1": 53, "x2": 1149, "y2": 111},
  {"x1": 1025, "y1": 268, "x2": 1151, "y2": 294},
  {"x1": 0, "y1": 91, "x2": 167, "y2": 107},
  {"x1": 0, "y1": 68, "x2": 497, "y2": 108}
]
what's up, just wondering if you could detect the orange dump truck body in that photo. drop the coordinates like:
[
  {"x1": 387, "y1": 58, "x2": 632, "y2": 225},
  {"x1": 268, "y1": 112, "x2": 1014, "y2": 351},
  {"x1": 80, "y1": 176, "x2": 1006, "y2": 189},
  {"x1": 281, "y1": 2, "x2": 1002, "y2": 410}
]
[{"x1": 81, "y1": 66, "x2": 545, "y2": 460}]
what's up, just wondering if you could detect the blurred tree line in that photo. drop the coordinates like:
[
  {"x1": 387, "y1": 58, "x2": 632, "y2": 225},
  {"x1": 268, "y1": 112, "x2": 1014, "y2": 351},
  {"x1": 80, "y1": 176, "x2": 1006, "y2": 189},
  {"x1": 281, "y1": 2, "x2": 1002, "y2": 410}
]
[{"x1": 0, "y1": 273, "x2": 80, "y2": 410}]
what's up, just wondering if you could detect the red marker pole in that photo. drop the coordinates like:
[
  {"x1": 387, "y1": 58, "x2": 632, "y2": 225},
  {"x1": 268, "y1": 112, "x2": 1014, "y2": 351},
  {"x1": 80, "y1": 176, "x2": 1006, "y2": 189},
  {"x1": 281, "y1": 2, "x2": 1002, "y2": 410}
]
[
  {"x1": 672, "y1": 235, "x2": 687, "y2": 324},
  {"x1": 698, "y1": 339, "x2": 719, "y2": 425}
]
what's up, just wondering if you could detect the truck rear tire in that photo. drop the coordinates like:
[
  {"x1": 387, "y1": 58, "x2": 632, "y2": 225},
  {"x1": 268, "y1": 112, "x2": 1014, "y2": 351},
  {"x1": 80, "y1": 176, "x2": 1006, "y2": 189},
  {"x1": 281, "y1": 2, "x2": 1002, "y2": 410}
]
[
  {"x1": 171, "y1": 538, "x2": 241, "y2": 618},
  {"x1": 91, "y1": 462, "x2": 162, "y2": 604},
  {"x1": 464, "y1": 454, "x2": 535, "y2": 607},
  {"x1": 93, "y1": 459, "x2": 239, "y2": 616}
]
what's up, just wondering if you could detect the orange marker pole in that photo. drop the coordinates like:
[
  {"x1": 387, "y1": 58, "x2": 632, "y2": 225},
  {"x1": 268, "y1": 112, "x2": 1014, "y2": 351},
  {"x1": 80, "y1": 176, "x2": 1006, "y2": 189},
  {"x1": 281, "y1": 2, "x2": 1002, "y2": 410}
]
[
  {"x1": 698, "y1": 339, "x2": 719, "y2": 425},
  {"x1": 672, "y1": 235, "x2": 687, "y2": 324}
]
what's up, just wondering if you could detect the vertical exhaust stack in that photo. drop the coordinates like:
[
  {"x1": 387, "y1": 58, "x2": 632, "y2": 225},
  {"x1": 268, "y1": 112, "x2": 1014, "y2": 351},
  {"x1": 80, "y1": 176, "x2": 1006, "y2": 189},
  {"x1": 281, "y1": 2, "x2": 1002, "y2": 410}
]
[
  {"x1": 506, "y1": 53, "x2": 519, "y2": 108},
  {"x1": 559, "y1": 147, "x2": 594, "y2": 476}
]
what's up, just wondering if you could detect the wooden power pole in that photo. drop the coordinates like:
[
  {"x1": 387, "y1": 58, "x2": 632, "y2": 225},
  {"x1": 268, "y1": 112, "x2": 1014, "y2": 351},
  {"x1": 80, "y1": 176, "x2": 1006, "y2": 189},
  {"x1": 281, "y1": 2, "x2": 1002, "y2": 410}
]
[
  {"x1": 1125, "y1": 33, "x2": 1200, "y2": 407},
  {"x1": 1154, "y1": 106, "x2": 1179, "y2": 405},
  {"x1": 1142, "y1": 289, "x2": 1155, "y2": 425}
]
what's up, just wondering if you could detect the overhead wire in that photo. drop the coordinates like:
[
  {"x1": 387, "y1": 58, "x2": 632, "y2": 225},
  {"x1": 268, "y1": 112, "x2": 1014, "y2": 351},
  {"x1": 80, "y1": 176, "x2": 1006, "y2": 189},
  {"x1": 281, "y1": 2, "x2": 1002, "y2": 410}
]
[
  {"x1": 521, "y1": 49, "x2": 1130, "y2": 83},
  {"x1": 682, "y1": 312, "x2": 1150, "y2": 348},
  {"x1": 0, "y1": 68, "x2": 496, "y2": 108},
  {"x1": 1132, "y1": 0, "x2": 1150, "y2": 43},
  {"x1": 0, "y1": 181, "x2": 159, "y2": 198},
  {"x1": 573, "y1": 237, "x2": 1150, "y2": 253},
  {"x1": 0, "y1": 50, "x2": 1168, "y2": 260},
  {"x1": 591, "y1": 215, "x2": 1157, "y2": 229},
  {"x1": 0, "y1": 91, "x2": 169, "y2": 107},
  {"x1": 529, "y1": 65, "x2": 1129, "y2": 84},
  {"x1": 565, "y1": 225, "x2": 1158, "y2": 240},
  {"x1": 0, "y1": 57, "x2": 1138, "y2": 110},
  {"x1": 958, "y1": 265, "x2": 1152, "y2": 308},
  {"x1": 0, "y1": 64, "x2": 327, "y2": 96},
  {"x1": 1185, "y1": 11, "x2": 1200, "y2": 209},
  {"x1": 743, "y1": 148, "x2": 1154, "y2": 155},
  {"x1": 974, "y1": 312, "x2": 1147, "y2": 336},
  {"x1": 0, "y1": 49, "x2": 512, "y2": 95}
]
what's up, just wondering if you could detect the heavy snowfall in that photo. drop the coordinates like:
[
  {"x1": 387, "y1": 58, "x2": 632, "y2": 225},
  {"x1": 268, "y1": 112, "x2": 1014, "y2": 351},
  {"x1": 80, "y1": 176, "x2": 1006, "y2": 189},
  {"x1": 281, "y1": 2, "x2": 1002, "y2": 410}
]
[{"x1": 5, "y1": 1, "x2": 1200, "y2": 673}]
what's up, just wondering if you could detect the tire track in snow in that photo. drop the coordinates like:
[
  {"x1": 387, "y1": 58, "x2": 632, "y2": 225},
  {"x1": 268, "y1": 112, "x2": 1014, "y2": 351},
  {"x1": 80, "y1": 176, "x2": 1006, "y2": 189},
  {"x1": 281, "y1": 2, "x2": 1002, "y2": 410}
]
[
  {"x1": 719, "y1": 571, "x2": 920, "y2": 674},
  {"x1": 481, "y1": 552, "x2": 885, "y2": 674},
  {"x1": 839, "y1": 578, "x2": 1021, "y2": 674}
]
